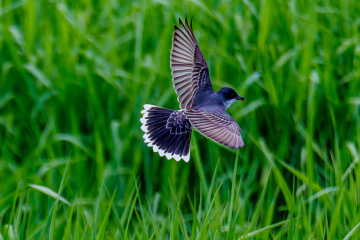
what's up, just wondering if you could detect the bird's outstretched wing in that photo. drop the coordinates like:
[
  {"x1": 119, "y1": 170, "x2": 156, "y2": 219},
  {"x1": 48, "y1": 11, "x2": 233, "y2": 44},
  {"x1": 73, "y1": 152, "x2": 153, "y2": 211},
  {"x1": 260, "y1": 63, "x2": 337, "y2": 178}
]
[
  {"x1": 185, "y1": 110, "x2": 245, "y2": 149},
  {"x1": 171, "y1": 18, "x2": 213, "y2": 110}
]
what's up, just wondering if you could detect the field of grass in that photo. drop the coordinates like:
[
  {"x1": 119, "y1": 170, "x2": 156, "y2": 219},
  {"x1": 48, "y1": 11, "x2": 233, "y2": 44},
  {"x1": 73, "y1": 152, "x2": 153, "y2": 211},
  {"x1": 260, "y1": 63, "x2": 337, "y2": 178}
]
[{"x1": 1, "y1": 0, "x2": 360, "y2": 239}]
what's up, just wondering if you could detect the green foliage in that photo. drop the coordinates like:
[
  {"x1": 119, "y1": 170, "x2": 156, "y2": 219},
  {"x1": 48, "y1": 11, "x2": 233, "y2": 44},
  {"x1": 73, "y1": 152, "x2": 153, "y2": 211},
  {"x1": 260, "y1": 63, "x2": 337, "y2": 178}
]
[{"x1": 1, "y1": 0, "x2": 360, "y2": 239}]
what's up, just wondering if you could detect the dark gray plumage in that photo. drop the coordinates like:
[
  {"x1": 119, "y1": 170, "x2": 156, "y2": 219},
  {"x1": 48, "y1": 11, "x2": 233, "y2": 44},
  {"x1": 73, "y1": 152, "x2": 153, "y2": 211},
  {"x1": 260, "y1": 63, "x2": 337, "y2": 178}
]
[{"x1": 140, "y1": 18, "x2": 246, "y2": 162}]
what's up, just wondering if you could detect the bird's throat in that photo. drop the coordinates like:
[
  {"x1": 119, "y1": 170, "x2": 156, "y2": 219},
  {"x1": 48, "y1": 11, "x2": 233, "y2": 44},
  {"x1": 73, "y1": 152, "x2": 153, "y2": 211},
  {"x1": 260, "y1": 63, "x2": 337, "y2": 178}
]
[{"x1": 224, "y1": 99, "x2": 236, "y2": 109}]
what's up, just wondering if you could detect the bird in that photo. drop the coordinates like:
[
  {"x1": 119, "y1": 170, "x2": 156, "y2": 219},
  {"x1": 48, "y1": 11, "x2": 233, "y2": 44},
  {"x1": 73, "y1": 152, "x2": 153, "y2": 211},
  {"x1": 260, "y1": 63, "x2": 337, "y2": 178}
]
[{"x1": 140, "y1": 17, "x2": 246, "y2": 162}]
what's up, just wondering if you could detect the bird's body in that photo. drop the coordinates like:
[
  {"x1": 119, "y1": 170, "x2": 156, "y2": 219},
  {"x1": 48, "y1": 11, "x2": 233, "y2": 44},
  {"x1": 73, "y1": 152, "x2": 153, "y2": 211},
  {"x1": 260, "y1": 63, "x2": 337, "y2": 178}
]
[
  {"x1": 140, "y1": 18, "x2": 246, "y2": 162},
  {"x1": 192, "y1": 90, "x2": 238, "y2": 111}
]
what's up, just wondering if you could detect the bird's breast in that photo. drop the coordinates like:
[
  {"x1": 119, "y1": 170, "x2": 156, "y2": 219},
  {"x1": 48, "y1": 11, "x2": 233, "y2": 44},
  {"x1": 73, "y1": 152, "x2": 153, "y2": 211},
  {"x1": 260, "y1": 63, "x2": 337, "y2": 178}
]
[{"x1": 191, "y1": 91, "x2": 223, "y2": 110}]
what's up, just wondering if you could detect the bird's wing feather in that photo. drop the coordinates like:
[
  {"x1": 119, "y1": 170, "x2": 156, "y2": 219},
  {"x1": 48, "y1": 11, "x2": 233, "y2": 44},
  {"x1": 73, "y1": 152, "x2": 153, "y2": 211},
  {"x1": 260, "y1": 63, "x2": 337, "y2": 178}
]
[
  {"x1": 185, "y1": 110, "x2": 244, "y2": 149},
  {"x1": 171, "y1": 18, "x2": 213, "y2": 110}
]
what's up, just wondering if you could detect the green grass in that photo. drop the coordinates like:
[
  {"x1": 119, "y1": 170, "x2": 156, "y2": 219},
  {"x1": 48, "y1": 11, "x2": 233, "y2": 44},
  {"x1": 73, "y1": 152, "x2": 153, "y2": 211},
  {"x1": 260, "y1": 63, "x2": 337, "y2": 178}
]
[{"x1": 1, "y1": 0, "x2": 360, "y2": 239}]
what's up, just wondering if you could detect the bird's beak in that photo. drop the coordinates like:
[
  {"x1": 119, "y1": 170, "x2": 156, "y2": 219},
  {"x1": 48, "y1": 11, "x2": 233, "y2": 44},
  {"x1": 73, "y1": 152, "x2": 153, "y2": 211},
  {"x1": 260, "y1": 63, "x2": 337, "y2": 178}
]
[{"x1": 236, "y1": 96, "x2": 245, "y2": 102}]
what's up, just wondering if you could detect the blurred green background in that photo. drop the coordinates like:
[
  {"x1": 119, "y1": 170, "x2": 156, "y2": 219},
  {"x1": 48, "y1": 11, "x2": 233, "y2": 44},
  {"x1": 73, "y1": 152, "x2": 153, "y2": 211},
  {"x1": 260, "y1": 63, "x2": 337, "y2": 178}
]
[{"x1": 1, "y1": 0, "x2": 360, "y2": 239}]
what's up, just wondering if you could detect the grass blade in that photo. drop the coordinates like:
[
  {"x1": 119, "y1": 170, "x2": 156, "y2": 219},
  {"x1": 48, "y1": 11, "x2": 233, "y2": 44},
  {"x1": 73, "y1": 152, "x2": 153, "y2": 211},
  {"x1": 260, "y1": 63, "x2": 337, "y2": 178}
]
[
  {"x1": 29, "y1": 184, "x2": 71, "y2": 206},
  {"x1": 96, "y1": 188, "x2": 117, "y2": 240}
]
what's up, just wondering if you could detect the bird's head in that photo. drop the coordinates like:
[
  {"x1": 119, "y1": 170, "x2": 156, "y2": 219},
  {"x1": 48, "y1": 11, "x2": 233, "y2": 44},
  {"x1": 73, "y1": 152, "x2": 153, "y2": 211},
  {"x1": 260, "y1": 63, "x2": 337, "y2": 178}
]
[{"x1": 218, "y1": 87, "x2": 245, "y2": 109}]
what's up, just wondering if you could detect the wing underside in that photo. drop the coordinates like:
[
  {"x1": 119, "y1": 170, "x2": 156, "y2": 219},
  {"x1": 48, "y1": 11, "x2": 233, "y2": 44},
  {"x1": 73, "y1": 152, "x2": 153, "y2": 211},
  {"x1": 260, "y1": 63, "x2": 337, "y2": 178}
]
[
  {"x1": 185, "y1": 110, "x2": 244, "y2": 149},
  {"x1": 171, "y1": 18, "x2": 213, "y2": 110}
]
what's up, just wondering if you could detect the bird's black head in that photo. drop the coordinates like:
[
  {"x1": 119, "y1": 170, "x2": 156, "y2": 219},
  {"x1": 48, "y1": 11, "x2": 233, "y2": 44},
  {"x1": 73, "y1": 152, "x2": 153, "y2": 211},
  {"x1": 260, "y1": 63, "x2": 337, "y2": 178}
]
[
  {"x1": 218, "y1": 87, "x2": 245, "y2": 101},
  {"x1": 218, "y1": 87, "x2": 245, "y2": 108}
]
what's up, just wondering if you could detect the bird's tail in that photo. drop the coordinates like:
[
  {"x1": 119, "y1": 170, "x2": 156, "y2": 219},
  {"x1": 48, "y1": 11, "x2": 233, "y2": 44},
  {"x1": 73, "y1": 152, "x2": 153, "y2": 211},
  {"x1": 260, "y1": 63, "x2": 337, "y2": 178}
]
[{"x1": 140, "y1": 104, "x2": 191, "y2": 162}]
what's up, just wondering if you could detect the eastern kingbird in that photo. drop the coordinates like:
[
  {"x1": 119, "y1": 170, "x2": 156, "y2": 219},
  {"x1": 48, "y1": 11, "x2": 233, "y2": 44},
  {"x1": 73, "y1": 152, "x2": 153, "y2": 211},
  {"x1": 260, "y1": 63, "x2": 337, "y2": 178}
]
[{"x1": 140, "y1": 18, "x2": 245, "y2": 162}]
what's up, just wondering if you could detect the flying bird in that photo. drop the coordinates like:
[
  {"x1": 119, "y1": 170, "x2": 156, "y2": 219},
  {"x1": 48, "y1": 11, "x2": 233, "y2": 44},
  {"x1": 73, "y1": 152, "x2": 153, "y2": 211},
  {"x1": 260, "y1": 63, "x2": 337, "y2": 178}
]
[{"x1": 140, "y1": 18, "x2": 245, "y2": 162}]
